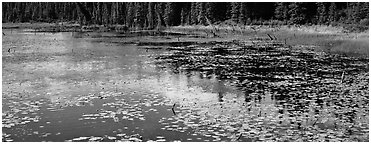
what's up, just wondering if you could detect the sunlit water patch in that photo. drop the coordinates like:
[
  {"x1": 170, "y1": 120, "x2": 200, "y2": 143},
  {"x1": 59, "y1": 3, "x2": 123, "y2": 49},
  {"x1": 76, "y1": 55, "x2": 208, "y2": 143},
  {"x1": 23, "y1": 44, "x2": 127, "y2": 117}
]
[{"x1": 2, "y1": 30, "x2": 240, "y2": 142}]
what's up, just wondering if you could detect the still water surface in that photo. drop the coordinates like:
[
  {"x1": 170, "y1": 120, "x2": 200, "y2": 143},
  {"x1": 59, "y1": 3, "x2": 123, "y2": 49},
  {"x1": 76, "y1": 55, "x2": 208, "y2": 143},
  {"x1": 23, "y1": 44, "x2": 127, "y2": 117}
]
[
  {"x1": 2, "y1": 30, "x2": 368, "y2": 142},
  {"x1": 2, "y1": 30, "x2": 246, "y2": 142}
]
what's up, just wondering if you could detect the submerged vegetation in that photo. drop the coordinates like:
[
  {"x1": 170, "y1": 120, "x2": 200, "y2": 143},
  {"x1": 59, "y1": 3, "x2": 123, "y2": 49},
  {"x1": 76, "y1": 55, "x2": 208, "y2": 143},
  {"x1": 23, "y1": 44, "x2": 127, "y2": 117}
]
[{"x1": 154, "y1": 38, "x2": 369, "y2": 141}]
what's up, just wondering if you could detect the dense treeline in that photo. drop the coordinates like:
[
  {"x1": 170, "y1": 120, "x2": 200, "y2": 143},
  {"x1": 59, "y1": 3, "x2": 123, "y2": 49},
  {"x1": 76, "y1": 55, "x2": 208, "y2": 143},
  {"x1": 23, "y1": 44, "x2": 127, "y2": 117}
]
[{"x1": 2, "y1": 2, "x2": 369, "y2": 29}]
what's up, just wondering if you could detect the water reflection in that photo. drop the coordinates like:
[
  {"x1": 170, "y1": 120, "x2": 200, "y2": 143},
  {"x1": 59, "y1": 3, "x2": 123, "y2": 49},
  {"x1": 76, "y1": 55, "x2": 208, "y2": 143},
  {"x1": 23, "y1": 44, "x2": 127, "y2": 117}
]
[
  {"x1": 3, "y1": 30, "x2": 248, "y2": 142},
  {"x1": 2, "y1": 30, "x2": 368, "y2": 142},
  {"x1": 155, "y1": 36, "x2": 369, "y2": 141}
]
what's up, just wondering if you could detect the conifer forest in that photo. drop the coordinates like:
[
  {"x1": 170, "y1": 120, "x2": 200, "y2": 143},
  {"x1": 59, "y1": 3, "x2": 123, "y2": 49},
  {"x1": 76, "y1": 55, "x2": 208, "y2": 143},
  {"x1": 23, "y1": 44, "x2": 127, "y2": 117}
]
[{"x1": 2, "y1": 2, "x2": 369, "y2": 29}]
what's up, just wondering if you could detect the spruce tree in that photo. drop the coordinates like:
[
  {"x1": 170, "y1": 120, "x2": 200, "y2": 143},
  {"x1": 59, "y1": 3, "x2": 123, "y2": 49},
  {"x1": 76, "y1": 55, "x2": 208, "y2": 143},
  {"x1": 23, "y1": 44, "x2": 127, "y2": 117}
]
[
  {"x1": 275, "y1": 3, "x2": 289, "y2": 23},
  {"x1": 288, "y1": 2, "x2": 306, "y2": 24},
  {"x1": 230, "y1": 2, "x2": 239, "y2": 23},
  {"x1": 328, "y1": 2, "x2": 337, "y2": 23},
  {"x1": 102, "y1": 3, "x2": 109, "y2": 25},
  {"x1": 134, "y1": 2, "x2": 146, "y2": 29},
  {"x1": 180, "y1": 8, "x2": 186, "y2": 26},
  {"x1": 126, "y1": 2, "x2": 134, "y2": 28},
  {"x1": 205, "y1": 2, "x2": 214, "y2": 23},
  {"x1": 190, "y1": 2, "x2": 197, "y2": 25},
  {"x1": 352, "y1": 2, "x2": 361, "y2": 23},
  {"x1": 147, "y1": 2, "x2": 155, "y2": 29},
  {"x1": 197, "y1": 2, "x2": 206, "y2": 25},
  {"x1": 316, "y1": 2, "x2": 327, "y2": 25},
  {"x1": 155, "y1": 2, "x2": 166, "y2": 29},
  {"x1": 239, "y1": 2, "x2": 246, "y2": 25},
  {"x1": 164, "y1": 2, "x2": 174, "y2": 26}
]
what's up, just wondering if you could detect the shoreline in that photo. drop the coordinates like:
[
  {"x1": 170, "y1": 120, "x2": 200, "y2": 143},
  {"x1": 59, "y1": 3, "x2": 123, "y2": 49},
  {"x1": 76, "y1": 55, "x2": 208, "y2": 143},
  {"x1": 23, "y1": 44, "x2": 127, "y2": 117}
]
[{"x1": 2, "y1": 22, "x2": 368, "y2": 58}]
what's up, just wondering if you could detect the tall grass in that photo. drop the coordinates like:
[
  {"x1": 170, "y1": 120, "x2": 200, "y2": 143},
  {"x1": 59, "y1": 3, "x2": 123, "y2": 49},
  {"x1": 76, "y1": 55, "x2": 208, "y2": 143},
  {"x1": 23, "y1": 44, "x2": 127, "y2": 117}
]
[
  {"x1": 320, "y1": 38, "x2": 369, "y2": 57},
  {"x1": 170, "y1": 25, "x2": 369, "y2": 58},
  {"x1": 269, "y1": 30, "x2": 369, "y2": 58}
]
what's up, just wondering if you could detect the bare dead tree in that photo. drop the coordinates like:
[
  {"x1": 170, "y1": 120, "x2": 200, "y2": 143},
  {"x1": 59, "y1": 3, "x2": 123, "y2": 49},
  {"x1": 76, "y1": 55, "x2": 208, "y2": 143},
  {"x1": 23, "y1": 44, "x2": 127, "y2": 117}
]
[{"x1": 171, "y1": 103, "x2": 176, "y2": 115}]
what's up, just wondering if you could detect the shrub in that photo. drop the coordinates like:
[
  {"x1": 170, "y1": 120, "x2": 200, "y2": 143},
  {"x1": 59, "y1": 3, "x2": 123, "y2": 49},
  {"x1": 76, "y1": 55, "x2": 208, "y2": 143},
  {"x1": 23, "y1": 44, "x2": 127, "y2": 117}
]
[
  {"x1": 343, "y1": 24, "x2": 368, "y2": 33},
  {"x1": 359, "y1": 18, "x2": 369, "y2": 27}
]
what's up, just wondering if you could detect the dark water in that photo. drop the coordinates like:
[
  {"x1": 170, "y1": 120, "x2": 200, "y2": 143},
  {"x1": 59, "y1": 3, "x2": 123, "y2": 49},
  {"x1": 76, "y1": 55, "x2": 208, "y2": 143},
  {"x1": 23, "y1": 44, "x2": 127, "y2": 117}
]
[{"x1": 2, "y1": 30, "x2": 369, "y2": 142}]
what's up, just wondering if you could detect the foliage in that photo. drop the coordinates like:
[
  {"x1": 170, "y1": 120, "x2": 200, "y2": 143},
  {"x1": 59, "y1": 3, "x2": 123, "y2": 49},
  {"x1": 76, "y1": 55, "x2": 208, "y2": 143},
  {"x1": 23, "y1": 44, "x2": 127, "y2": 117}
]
[
  {"x1": 230, "y1": 2, "x2": 239, "y2": 24},
  {"x1": 288, "y1": 3, "x2": 306, "y2": 25},
  {"x1": 2, "y1": 2, "x2": 369, "y2": 31},
  {"x1": 328, "y1": 2, "x2": 337, "y2": 23},
  {"x1": 316, "y1": 2, "x2": 327, "y2": 25}
]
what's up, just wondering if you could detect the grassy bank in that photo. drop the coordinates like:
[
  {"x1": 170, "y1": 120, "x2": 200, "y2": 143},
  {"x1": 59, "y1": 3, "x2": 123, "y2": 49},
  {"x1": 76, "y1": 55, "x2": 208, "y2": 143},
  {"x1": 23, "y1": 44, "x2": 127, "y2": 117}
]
[
  {"x1": 268, "y1": 26, "x2": 369, "y2": 58},
  {"x1": 169, "y1": 25, "x2": 369, "y2": 58}
]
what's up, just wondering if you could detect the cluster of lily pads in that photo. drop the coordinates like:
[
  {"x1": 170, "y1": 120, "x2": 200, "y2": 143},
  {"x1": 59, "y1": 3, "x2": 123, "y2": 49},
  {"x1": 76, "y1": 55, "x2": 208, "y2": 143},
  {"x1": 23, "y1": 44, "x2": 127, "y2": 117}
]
[
  {"x1": 2, "y1": 96, "x2": 43, "y2": 129},
  {"x1": 76, "y1": 92, "x2": 165, "y2": 123},
  {"x1": 155, "y1": 39, "x2": 369, "y2": 141},
  {"x1": 66, "y1": 133, "x2": 143, "y2": 142},
  {"x1": 3, "y1": 89, "x2": 169, "y2": 142},
  {"x1": 2, "y1": 93, "x2": 46, "y2": 142}
]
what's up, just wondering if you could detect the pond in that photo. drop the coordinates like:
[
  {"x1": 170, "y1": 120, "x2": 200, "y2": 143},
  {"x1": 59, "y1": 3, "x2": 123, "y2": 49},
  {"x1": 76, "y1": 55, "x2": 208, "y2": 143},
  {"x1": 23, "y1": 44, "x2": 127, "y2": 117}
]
[{"x1": 2, "y1": 29, "x2": 369, "y2": 142}]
